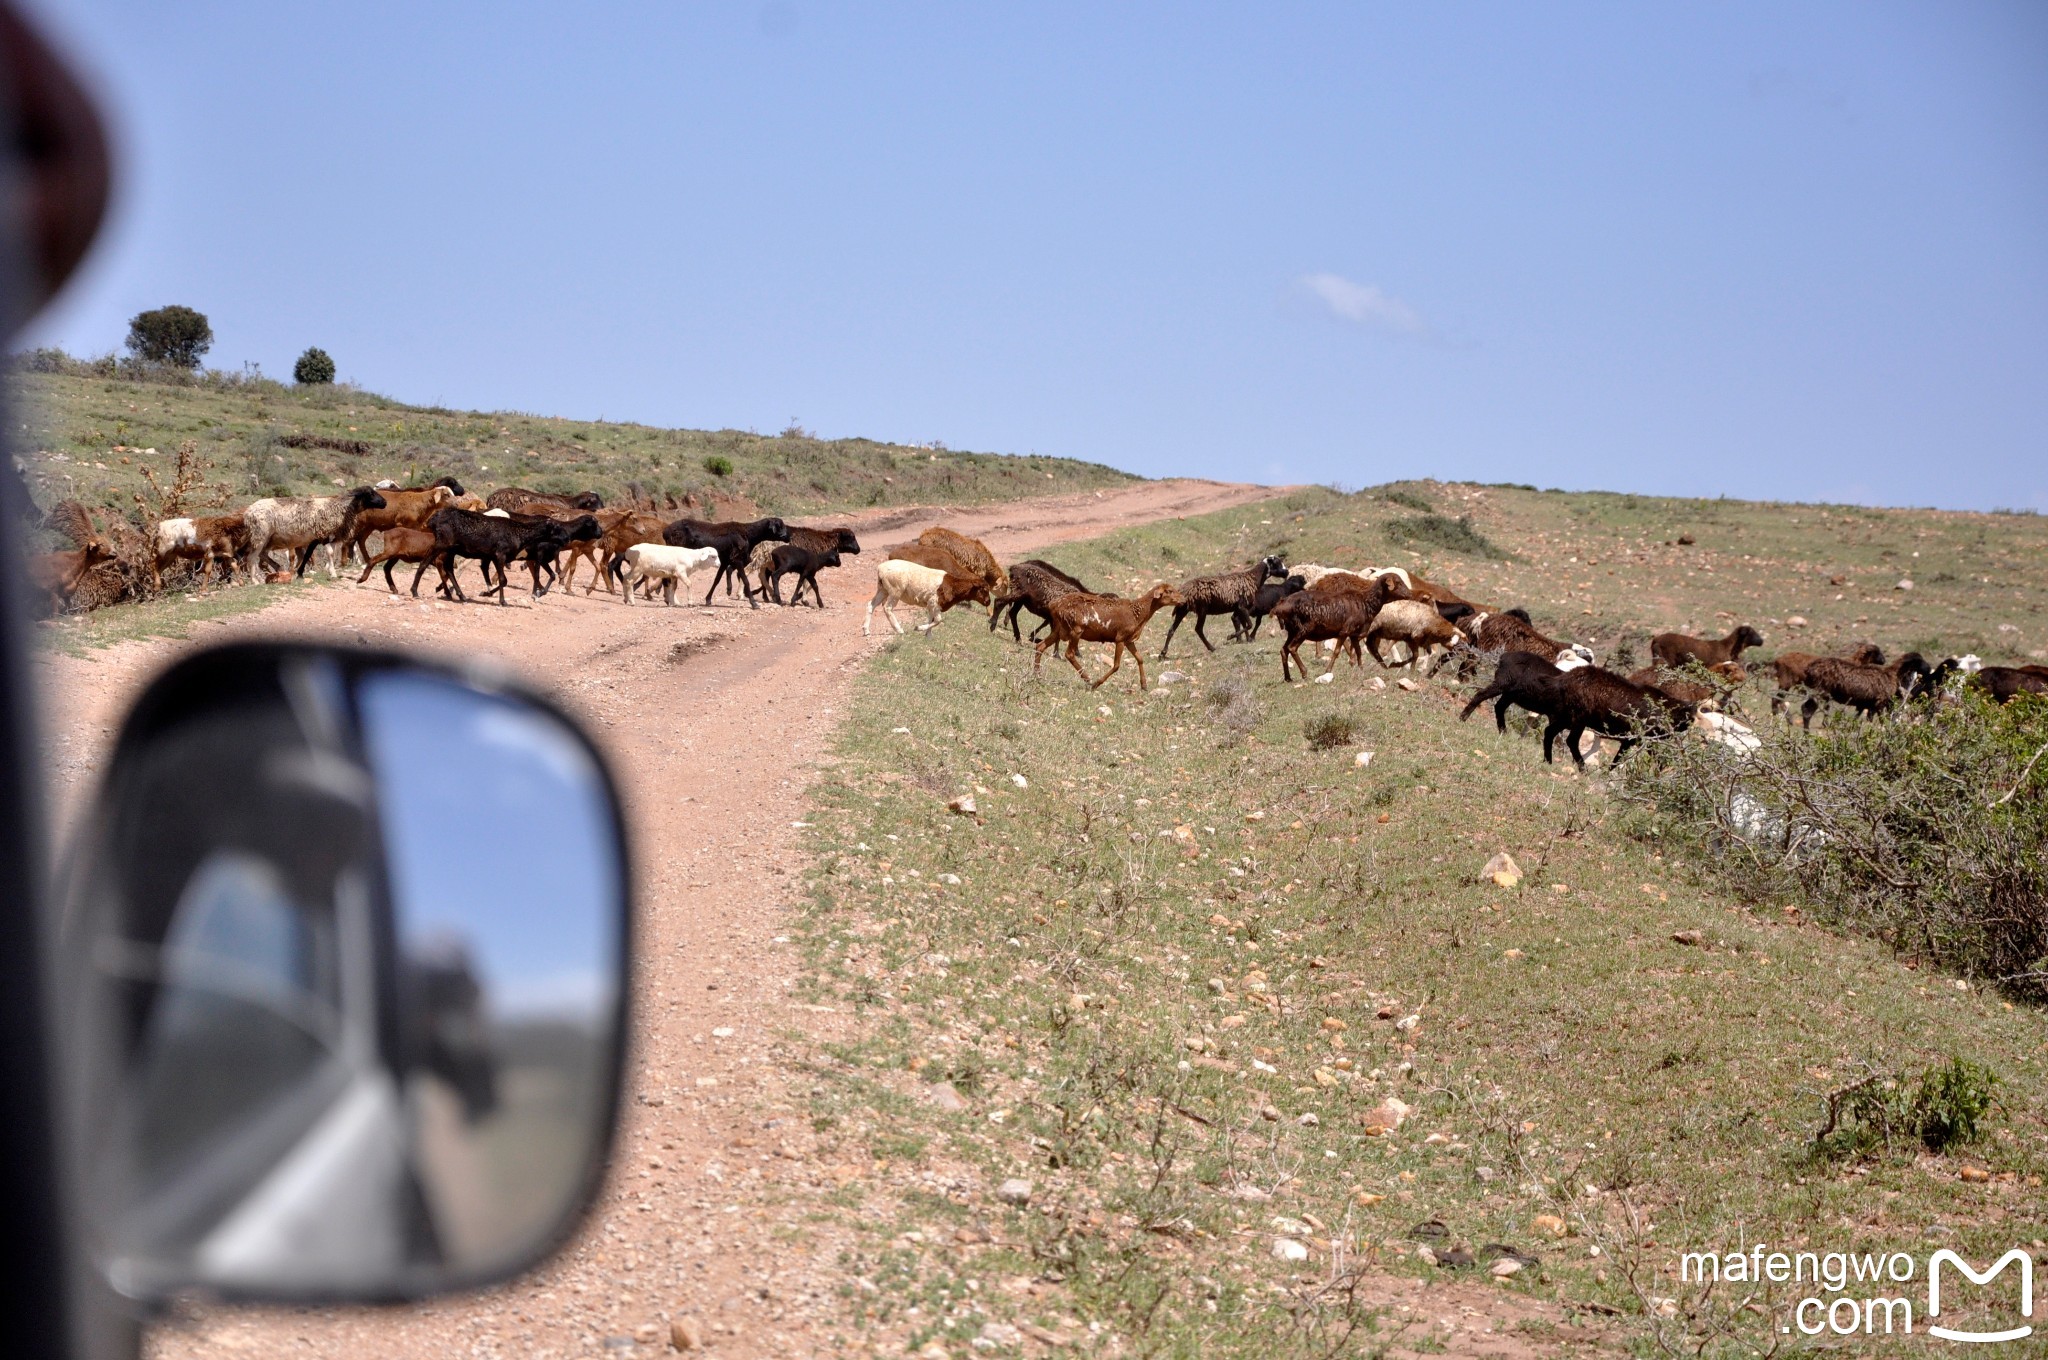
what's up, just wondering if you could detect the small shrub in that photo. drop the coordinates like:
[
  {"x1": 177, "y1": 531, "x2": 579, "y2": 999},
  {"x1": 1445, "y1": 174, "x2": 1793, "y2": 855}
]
[
  {"x1": 292, "y1": 347, "x2": 336, "y2": 385},
  {"x1": 1205, "y1": 663, "x2": 1263, "y2": 737},
  {"x1": 1382, "y1": 488, "x2": 1434, "y2": 513},
  {"x1": 125, "y1": 305, "x2": 213, "y2": 369},
  {"x1": 1385, "y1": 513, "x2": 1509, "y2": 560},
  {"x1": 1818, "y1": 1058, "x2": 2000, "y2": 1158},
  {"x1": 1304, "y1": 713, "x2": 1359, "y2": 750},
  {"x1": 703, "y1": 455, "x2": 734, "y2": 477}
]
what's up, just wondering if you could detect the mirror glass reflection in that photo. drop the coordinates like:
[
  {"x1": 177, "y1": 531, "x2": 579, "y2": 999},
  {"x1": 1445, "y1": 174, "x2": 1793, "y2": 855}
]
[
  {"x1": 76, "y1": 648, "x2": 626, "y2": 1301},
  {"x1": 356, "y1": 671, "x2": 622, "y2": 1276}
]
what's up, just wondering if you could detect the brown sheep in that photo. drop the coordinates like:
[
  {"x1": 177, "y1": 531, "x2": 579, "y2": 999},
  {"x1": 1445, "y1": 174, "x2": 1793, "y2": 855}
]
[
  {"x1": 354, "y1": 526, "x2": 446, "y2": 596},
  {"x1": 1799, "y1": 653, "x2": 1931, "y2": 727},
  {"x1": 915, "y1": 527, "x2": 1006, "y2": 595},
  {"x1": 1270, "y1": 574, "x2": 1408, "y2": 682},
  {"x1": 339, "y1": 478, "x2": 465, "y2": 562},
  {"x1": 1769, "y1": 643, "x2": 1885, "y2": 719},
  {"x1": 1033, "y1": 583, "x2": 1184, "y2": 691},
  {"x1": 1651, "y1": 625, "x2": 1765, "y2": 669},
  {"x1": 1365, "y1": 599, "x2": 1469, "y2": 675},
  {"x1": 1628, "y1": 661, "x2": 1746, "y2": 708}
]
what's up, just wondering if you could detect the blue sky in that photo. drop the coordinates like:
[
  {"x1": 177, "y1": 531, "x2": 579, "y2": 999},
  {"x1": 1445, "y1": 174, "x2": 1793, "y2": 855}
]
[{"x1": 21, "y1": 2, "x2": 2048, "y2": 510}]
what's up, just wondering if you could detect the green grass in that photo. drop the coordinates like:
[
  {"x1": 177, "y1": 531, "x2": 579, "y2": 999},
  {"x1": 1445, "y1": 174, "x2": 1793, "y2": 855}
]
[
  {"x1": 6, "y1": 358, "x2": 1137, "y2": 544},
  {"x1": 783, "y1": 486, "x2": 2048, "y2": 1356}
]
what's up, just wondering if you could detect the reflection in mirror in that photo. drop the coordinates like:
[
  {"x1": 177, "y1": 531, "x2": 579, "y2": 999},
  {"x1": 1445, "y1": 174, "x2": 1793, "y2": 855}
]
[
  {"x1": 68, "y1": 646, "x2": 628, "y2": 1303},
  {"x1": 356, "y1": 670, "x2": 622, "y2": 1278}
]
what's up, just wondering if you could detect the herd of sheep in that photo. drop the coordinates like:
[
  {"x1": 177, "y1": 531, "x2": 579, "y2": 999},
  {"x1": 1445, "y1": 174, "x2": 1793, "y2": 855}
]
[{"x1": 31, "y1": 476, "x2": 2048, "y2": 769}]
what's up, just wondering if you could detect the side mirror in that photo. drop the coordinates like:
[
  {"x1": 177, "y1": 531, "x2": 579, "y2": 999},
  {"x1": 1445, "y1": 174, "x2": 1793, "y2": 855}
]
[{"x1": 59, "y1": 643, "x2": 631, "y2": 1302}]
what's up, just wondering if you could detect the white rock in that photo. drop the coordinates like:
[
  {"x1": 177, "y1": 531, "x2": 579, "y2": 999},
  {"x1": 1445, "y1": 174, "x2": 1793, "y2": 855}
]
[
  {"x1": 1895, "y1": 578, "x2": 1914, "y2": 591},
  {"x1": 1313, "y1": 672, "x2": 1335, "y2": 684},
  {"x1": 1354, "y1": 750, "x2": 1375, "y2": 767},
  {"x1": 1272, "y1": 1237, "x2": 1310, "y2": 1262},
  {"x1": 996, "y1": 1178, "x2": 1033, "y2": 1206},
  {"x1": 1010, "y1": 773, "x2": 1028, "y2": 788}
]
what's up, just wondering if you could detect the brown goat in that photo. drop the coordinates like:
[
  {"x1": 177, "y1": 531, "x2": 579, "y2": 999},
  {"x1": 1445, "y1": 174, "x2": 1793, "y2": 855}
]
[
  {"x1": 1034, "y1": 583, "x2": 1183, "y2": 691},
  {"x1": 1799, "y1": 653, "x2": 1931, "y2": 727},
  {"x1": 1628, "y1": 661, "x2": 1746, "y2": 708},
  {"x1": 29, "y1": 541, "x2": 115, "y2": 613},
  {"x1": 1651, "y1": 625, "x2": 1764, "y2": 669},
  {"x1": 340, "y1": 478, "x2": 466, "y2": 561},
  {"x1": 575, "y1": 509, "x2": 668, "y2": 595},
  {"x1": 355, "y1": 526, "x2": 446, "y2": 595}
]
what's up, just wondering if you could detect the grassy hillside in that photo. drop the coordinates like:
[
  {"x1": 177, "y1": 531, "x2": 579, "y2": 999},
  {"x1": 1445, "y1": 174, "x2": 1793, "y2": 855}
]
[
  {"x1": 780, "y1": 485, "x2": 2048, "y2": 1357},
  {"x1": 5, "y1": 355, "x2": 1137, "y2": 533}
]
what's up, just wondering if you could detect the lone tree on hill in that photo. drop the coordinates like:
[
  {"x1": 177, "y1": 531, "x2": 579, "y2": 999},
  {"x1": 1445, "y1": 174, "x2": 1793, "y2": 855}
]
[
  {"x1": 125, "y1": 305, "x2": 212, "y2": 369},
  {"x1": 293, "y1": 346, "x2": 336, "y2": 384}
]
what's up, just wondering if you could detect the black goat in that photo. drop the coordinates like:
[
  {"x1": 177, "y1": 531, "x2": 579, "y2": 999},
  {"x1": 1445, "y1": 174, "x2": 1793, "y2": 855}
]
[
  {"x1": 420, "y1": 508, "x2": 601, "y2": 604},
  {"x1": 1539, "y1": 668, "x2": 1696, "y2": 769},
  {"x1": 763, "y1": 543, "x2": 841, "y2": 608},
  {"x1": 1459, "y1": 650, "x2": 1571, "y2": 733},
  {"x1": 661, "y1": 516, "x2": 790, "y2": 605},
  {"x1": 1230, "y1": 574, "x2": 1306, "y2": 641}
]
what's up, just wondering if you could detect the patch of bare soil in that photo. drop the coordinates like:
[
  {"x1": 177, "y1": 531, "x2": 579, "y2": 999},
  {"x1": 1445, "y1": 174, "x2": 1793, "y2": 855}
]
[{"x1": 34, "y1": 479, "x2": 1606, "y2": 1358}]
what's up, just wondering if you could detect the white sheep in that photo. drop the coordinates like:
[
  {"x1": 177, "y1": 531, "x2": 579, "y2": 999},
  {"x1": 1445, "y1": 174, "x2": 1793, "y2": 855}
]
[
  {"x1": 864, "y1": 559, "x2": 990, "y2": 636},
  {"x1": 242, "y1": 488, "x2": 386, "y2": 582},
  {"x1": 1363, "y1": 599, "x2": 1468, "y2": 676},
  {"x1": 617, "y1": 543, "x2": 719, "y2": 606}
]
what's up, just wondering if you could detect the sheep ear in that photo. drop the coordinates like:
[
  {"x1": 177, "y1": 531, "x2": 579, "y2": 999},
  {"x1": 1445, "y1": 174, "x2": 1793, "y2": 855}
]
[{"x1": 60, "y1": 641, "x2": 632, "y2": 1306}]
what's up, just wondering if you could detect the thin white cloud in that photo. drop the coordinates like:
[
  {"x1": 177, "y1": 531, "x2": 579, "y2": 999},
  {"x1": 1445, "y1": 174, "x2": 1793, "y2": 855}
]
[{"x1": 1298, "y1": 273, "x2": 1427, "y2": 336}]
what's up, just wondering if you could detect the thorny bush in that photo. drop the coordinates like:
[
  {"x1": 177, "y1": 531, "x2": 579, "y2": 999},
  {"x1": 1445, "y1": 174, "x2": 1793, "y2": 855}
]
[{"x1": 1620, "y1": 692, "x2": 2048, "y2": 1000}]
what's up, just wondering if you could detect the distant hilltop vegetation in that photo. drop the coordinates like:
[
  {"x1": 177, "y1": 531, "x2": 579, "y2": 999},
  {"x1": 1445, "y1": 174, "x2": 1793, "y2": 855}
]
[{"x1": 5, "y1": 349, "x2": 1137, "y2": 526}]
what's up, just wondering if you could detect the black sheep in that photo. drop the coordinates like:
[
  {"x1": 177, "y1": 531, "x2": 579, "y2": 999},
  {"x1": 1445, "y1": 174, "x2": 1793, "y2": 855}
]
[
  {"x1": 1230, "y1": 574, "x2": 1306, "y2": 641},
  {"x1": 661, "y1": 516, "x2": 791, "y2": 605},
  {"x1": 763, "y1": 543, "x2": 842, "y2": 608}
]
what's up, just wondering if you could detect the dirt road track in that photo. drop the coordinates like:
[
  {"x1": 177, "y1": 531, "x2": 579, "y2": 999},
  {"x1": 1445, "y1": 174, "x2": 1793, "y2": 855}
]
[{"x1": 35, "y1": 479, "x2": 1283, "y2": 1359}]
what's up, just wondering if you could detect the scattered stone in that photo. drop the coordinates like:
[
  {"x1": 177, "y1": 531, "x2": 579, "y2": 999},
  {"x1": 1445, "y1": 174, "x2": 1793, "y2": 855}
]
[
  {"x1": 1438, "y1": 1246, "x2": 1476, "y2": 1269},
  {"x1": 1353, "y1": 749, "x2": 1375, "y2": 768},
  {"x1": 976, "y1": 1321, "x2": 1023, "y2": 1349},
  {"x1": 1481, "y1": 852, "x2": 1522, "y2": 888},
  {"x1": 670, "y1": 1316, "x2": 706, "y2": 1351},
  {"x1": 1011, "y1": 773, "x2": 1029, "y2": 788},
  {"x1": 1313, "y1": 671, "x2": 1335, "y2": 684},
  {"x1": 1321, "y1": 1017, "x2": 1347, "y2": 1032},
  {"x1": 1156, "y1": 671, "x2": 1190, "y2": 686},
  {"x1": 996, "y1": 1178, "x2": 1034, "y2": 1206},
  {"x1": 1272, "y1": 1237, "x2": 1310, "y2": 1262},
  {"x1": 926, "y1": 1081, "x2": 970, "y2": 1113},
  {"x1": 1533, "y1": 1213, "x2": 1567, "y2": 1238},
  {"x1": 1368, "y1": 676, "x2": 1387, "y2": 691},
  {"x1": 1502, "y1": 948, "x2": 1524, "y2": 960},
  {"x1": 1490, "y1": 1257, "x2": 1524, "y2": 1278},
  {"x1": 1959, "y1": 1165, "x2": 1992, "y2": 1183},
  {"x1": 1361, "y1": 1097, "x2": 1412, "y2": 1135},
  {"x1": 1415, "y1": 1245, "x2": 1438, "y2": 1265},
  {"x1": 1396, "y1": 677, "x2": 1421, "y2": 692},
  {"x1": 938, "y1": 872, "x2": 962, "y2": 885},
  {"x1": 1354, "y1": 1191, "x2": 1385, "y2": 1206},
  {"x1": 1671, "y1": 929, "x2": 1704, "y2": 947},
  {"x1": 1097, "y1": 704, "x2": 1113, "y2": 717},
  {"x1": 1394, "y1": 1013, "x2": 1420, "y2": 1031},
  {"x1": 947, "y1": 794, "x2": 982, "y2": 821},
  {"x1": 1676, "y1": 533, "x2": 1695, "y2": 546},
  {"x1": 1786, "y1": 614, "x2": 1808, "y2": 627},
  {"x1": 1297, "y1": 1112, "x2": 1320, "y2": 1127}
]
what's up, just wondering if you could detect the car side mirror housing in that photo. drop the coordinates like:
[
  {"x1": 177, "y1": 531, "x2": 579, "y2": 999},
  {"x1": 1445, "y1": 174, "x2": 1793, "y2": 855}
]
[{"x1": 58, "y1": 643, "x2": 632, "y2": 1303}]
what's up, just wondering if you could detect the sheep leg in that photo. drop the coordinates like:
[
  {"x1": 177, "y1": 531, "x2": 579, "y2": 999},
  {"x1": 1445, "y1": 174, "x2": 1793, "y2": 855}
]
[
  {"x1": 1800, "y1": 695, "x2": 1820, "y2": 729},
  {"x1": 663, "y1": 575, "x2": 678, "y2": 606},
  {"x1": 1130, "y1": 645, "x2": 1149, "y2": 691},
  {"x1": 801, "y1": 569, "x2": 825, "y2": 608},
  {"x1": 1157, "y1": 607, "x2": 1189, "y2": 659},
  {"x1": 1087, "y1": 641, "x2": 1125, "y2": 690},
  {"x1": 1281, "y1": 635, "x2": 1301, "y2": 682},
  {"x1": 1192, "y1": 612, "x2": 1217, "y2": 652},
  {"x1": 1032, "y1": 633, "x2": 1055, "y2": 674},
  {"x1": 1064, "y1": 640, "x2": 1093, "y2": 686},
  {"x1": 1542, "y1": 720, "x2": 1563, "y2": 764}
]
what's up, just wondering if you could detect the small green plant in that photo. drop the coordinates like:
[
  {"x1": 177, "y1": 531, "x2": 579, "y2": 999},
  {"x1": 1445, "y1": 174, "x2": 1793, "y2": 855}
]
[
  {"x1": 292, "y1": 347, "x2": 335, "y2": 385},
  {"x1": 703, "y1": 454, "x2": 734, "y2": 477},
  {"x1": 1204, "y1": 663, "x2": 1262, "y2": 737},
  {"x1": 125, "y1": 305, "x2": 213, "y2": 369},
  {"x1": 1817, "y1": 1058, "x2": 2000, "y2": 1157},
  {"x1": 1303, "y1": 713, "x2": 1359, "y2": 750},
  {"x1": 1382, "y1": 487, "x2": 1434, "y2": 513}
]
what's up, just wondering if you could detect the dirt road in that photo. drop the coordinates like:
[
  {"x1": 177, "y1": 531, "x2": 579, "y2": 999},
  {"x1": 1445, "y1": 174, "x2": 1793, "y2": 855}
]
[{"x1": 35, "y1": 478, "x2": 1283, "y2": 1359}]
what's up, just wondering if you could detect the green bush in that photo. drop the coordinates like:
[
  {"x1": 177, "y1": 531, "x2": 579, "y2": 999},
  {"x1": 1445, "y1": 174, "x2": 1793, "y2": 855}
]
[
  {"x1": 1385, "y1": 512, "x2": 1509, "y2": 560},
  {"x1": 1303, "y1": 713, "x2": 1360, "y2": 750},
  {"x1": 125, "y1": 305, "x2": 213, "y2": 369},
  {"x1": 1622, "y1": 692, "x2": 2048, "y2": 1000},
  {"x1": 1817, "y1": 1057, "x2": 2000, "y2": 1158},
  {"x1": 293, "y1": 347, "x2": 336, "y2": 384},
  {"x1": 703, "y1": 455, "x2": 733, "y2": 477}
]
